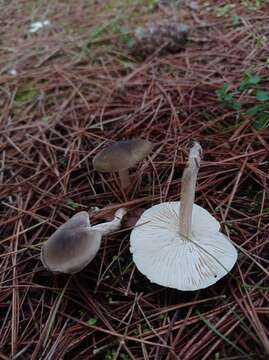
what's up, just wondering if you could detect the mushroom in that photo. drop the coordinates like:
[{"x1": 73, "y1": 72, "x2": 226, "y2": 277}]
[
  {"x1": 130, "y1": 142, "x2": 238, "y2": 291},
  {"x1": 41, "y1": 208, "x2": 126, "y2": 274},
  {"x1": 93, "y1": 139, "x2": 153, "y2": 190}
]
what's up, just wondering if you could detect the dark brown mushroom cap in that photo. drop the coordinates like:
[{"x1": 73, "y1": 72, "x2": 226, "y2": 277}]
[
  {"x1": 41, "y1": 212, "x2": 101, "y2": 274},
  {"x1": 92, "y1": 139, "x2": 153, "y2": 172}
]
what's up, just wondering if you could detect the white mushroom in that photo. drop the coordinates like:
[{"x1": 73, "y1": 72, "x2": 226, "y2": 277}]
[
  {"x1": 130, "y1": 142, "x2": 237, "y2": 291},
  {"x1": 41, "y1": 208, "x2": 126, "y2": 274}
]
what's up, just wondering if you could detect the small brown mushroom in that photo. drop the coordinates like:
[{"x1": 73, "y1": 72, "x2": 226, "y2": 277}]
[
  {"x1": 41, "y1": 208, "x2": 126, "y2": 274},
  {"x1": 93, "y1": 139, "x2": 153, "y2": 190}
]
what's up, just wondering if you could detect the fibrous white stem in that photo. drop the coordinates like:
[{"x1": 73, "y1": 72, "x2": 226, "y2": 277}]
[
  {"x1": 118, "y1": 169, "x2": 130, "y2": 190},
  {"x1": 91, "y1": 208, "x2": 127, "y2": 236},
  {"x1": 179, "y1": 142, "x2": 202, "y2": 239}
]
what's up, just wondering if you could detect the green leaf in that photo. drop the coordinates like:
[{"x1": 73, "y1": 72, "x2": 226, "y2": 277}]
[
  {"x1": 15, "y1": 85, "x2": 39, "y2": 105},
  {"x1": 216, "y1": 84, "x2": 240, "y2": 111},
  {"x1": 111, "y1": 23, "x2": 121, "y2": 34},
  {"x1": 105, "y1": 351, "x2": 116, "y2": 360},
  {"x1": 146, "y1": 0, "x2": 158, "y2": 11},
  {"x1": 119, "y1": 354, "x2": 129, "y2": 360},
  {"x1": 256, "y1": 89, "x2": 269, "y2": 102},
  {"x1": 126, "y1": 37, "x2": 135, "y2": 48},
  {"x1": 215, "y1": 4, "x2": 234, "y2": 17},
  {"x1": 249, "y1": 75, "x2": 260, "y2": 85},
  {"x1": 254, "y1": 115, "x2": 269, "y2": 130},
  {"x1": 246, "y1": 104, "x2": 266, "y2": 116},
  {"x1": 41, "y1": 116, "x2": 49, "y2": 123},
  {"x1": 65, "y1": 198, "x2": 80, "y2": 209},
  {"x1": 216, "y1": 83, "x2": 232, "y2": 101},
  {"x1": 232, "y1": 101, "x2": 241, "y2": 111},
  {"x1": 87, "y1": 316, "x2": 97, "y2": 326},
  {"x1": 223, "y1": 92, "x2": 234, "y2": 102},
  {"x1": 222, "y1": 83, "x2": 230, "y2": 91},
  {"x1": 78, "y1": 309, "x2": 86, "y2": 316},
  {"x1": 240, "y1": 71, "x2": 261, "y2": 90},
  {"x1": 241, "y1": 0, "x2": 263, "y2": 10},
  {"x1": 232, "y1": 15, "x2": 240, "y2": 27}
]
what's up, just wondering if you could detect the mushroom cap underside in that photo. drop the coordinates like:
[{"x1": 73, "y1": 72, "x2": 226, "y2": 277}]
[
  {"x1": 41, "y1": 212, "x2": 101, "y2": 274},
  {"x1": 92, "y1": 139, "x2": 153, "y2": 172},
  {"x1": 130, "y1": 202, "x2": 238, "y2": 291}
]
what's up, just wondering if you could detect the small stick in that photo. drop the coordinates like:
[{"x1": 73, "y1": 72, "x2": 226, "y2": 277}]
[{"x1": 179, "y1": 142, "x2": 202, "y2": 239}]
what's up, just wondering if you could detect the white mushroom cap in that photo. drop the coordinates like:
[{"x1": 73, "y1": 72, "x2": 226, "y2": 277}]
[{"x1": 130, "y1": 201, "x2": 238, "y2": 291}]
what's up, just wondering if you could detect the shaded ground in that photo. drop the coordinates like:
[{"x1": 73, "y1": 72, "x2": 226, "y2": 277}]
[{"x1": 0, "y1": 0, "x2": 269, "y2": 359}]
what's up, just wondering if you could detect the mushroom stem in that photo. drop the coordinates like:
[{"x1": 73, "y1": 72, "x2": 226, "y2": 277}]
[
  {"x1": 91, "y1": 208, "x2": 127, "y2": 236},
  {"x1": 179, "y1": 142, "x2": 202, "y2": 239},
  {"x1": 118, "y1": 169, "x2": 131, "y2": 190}
]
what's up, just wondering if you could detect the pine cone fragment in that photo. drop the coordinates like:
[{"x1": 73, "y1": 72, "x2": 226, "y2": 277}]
[{"x1": 133, "y1": 18, "x2": 188, "y2": 56}]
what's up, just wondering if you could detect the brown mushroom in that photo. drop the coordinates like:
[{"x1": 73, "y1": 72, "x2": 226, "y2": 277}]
[
  {"x1": 41, "y1": 208, "x2": 126, "y2": 274},
  {"x1": 93, "y1": 139, "x2": 153, "y2": 190}
]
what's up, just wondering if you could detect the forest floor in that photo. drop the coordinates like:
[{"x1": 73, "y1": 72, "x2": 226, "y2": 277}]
[{"x1": 0, "y1": 0, "x2": 269, "y2": 359}]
